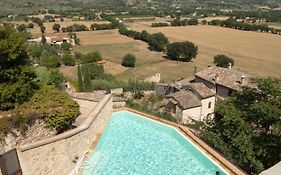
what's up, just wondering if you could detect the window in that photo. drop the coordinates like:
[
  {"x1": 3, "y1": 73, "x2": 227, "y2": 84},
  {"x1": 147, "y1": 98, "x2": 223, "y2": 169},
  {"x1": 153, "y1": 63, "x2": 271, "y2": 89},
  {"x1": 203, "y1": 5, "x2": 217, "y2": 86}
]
[{"x1": 208, "y1": 102, "x2": 212, "y2": 109}]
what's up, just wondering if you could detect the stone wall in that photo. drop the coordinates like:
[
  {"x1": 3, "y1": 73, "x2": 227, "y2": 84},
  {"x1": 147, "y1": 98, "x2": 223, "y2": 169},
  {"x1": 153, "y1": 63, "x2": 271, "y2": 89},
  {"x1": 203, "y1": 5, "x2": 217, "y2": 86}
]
[{"x1": 16, "y1": 94, "x2": 112, "y2": 175}]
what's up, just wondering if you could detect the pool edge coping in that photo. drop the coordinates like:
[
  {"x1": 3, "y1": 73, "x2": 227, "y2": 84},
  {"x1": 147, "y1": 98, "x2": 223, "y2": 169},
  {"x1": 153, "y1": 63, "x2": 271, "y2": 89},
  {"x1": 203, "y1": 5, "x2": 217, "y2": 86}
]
[{"x1": 113, "y1": 107, "x2": 247, "y2": 175}]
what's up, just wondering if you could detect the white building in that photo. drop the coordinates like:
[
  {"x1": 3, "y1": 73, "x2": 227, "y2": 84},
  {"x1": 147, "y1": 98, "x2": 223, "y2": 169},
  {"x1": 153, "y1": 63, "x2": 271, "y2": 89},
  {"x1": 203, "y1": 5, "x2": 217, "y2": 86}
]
[
  {"x1": 28, "y1": 36, "x2": 75, "y2": 46},
  {"x1": 166, "y1": 83, "x2": 216, "y2": 124}
]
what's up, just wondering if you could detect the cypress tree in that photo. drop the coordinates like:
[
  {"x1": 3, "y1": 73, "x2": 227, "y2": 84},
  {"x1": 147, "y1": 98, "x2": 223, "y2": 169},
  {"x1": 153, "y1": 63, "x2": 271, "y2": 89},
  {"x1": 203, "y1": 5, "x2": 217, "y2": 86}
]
[
  {"x1": 82, "y1": 64, "x2": 92, "y2": 91},
  {"x1": 77, "y1": 64, "x2": 84, "y2": 92}
]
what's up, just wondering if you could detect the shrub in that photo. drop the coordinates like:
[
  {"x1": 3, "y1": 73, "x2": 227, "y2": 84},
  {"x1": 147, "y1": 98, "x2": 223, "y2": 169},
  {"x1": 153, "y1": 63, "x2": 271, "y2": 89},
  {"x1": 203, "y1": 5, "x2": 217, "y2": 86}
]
[
  {"x1": 25, "y1": 85, "x2": 80, "y2": 132},
  {"x1": 122, "y1": 54, "x2": 136, "y2": 67},
  {"x1": 213, "y1": 54, "x2": 234, "y2": 68},
  {"x1": 81, "y1": 51, "x2": 102, "y2": 64},
  {"x1": 87, "y1": 63, "x2": 104, "y2": 79},
  {"x1": 48, "y1": 69, "x2": 64, "y2": 88}
]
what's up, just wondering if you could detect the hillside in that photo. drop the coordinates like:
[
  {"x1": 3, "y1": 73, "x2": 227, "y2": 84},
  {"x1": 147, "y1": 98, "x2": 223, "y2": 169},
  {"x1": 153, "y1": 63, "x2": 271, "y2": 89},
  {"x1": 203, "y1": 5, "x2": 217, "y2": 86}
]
[{"x1": 0, "y1": 0, "x2": 281, "y2": 15}]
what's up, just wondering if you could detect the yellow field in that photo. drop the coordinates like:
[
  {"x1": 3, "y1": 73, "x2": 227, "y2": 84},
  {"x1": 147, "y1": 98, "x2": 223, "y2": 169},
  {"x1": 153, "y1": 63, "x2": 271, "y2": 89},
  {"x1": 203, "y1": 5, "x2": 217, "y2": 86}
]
[
  {"x1": 128, "y1": 25, "x2": 281, "y2": 78},
  {"x1": 33, "y1": 22, "x2": 281, "y2": 82}
]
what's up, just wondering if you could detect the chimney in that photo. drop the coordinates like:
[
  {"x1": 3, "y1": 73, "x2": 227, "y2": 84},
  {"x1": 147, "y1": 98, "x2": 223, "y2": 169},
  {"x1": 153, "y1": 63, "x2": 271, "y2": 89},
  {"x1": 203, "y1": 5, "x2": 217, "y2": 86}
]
[
  {"x1": 228, "y1": 63, "x2": 232, "y2": 69},
  {"x1": 240, "y1": 75, "x2": 245, "y2": 85},
  {"x1": 194, "y1": 66, "x2": 197, "y2": 74},
  {"x1": 215, "y1": 73, "x2": 219, "y2": 83}
]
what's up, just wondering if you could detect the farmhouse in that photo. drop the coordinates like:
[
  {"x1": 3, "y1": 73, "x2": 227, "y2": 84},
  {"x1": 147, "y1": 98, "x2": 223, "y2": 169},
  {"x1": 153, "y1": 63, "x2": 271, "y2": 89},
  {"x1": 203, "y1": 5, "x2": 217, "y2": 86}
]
[
  {"x1": 166, "y1": 83, "x2": 216, "y2": 124},
  {"x1": 194, "y1": 66, "x2": 251, "y2": 100},
  {"x1": 156, "y1": 66, "x2": 251, "y2": 124},
  {"x1": 28, "y1": 36, "x2": 74, "y2": 46}
]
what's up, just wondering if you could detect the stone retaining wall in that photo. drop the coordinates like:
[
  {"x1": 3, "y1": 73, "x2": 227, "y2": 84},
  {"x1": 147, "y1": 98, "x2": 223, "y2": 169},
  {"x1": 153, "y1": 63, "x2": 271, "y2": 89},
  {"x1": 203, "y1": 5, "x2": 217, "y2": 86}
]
[{"x1": 16, "y1": 94, "x2": 112, "y2": 175}]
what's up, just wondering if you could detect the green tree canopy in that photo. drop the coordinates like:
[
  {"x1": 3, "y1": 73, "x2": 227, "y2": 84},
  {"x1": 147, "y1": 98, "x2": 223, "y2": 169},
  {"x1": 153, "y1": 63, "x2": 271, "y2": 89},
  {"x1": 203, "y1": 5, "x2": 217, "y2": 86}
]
[
  {"x1": 213, "y1": 54, "x2": 234, "y2": 68},
  {"x1": 0, "y1": 26, "x2": 38, "y2": 110},
  {"x1": 25, "y1": 85, "x2": 80, "y2": 132},
  {"x1": 62, "y1": 54, "x2": 75, "y2": 66},
  {"x1": 148, "y1": 32, "x2": 169, "y2": 52},
  {"x1": 17, "y1": 24, "x2": 27, "y2": 32},
  {"x1": 60, "y1": 42, "x2": 72, "y2": 51},
  {"x1": 201, "y1": 78, "x2": 281, "y2": 174},
  {"x1": 81, "y1": 51, "x2": 102, "y2": 64},
  {"x1": 52, "y1": 23, "x2": 61, "y2": 32},
  {"x1": 122, "y1": 54, "x2": 136, "y2": 67},
  {"x1": 166, "y1": 41, "x2": 198, "y2": 61}
]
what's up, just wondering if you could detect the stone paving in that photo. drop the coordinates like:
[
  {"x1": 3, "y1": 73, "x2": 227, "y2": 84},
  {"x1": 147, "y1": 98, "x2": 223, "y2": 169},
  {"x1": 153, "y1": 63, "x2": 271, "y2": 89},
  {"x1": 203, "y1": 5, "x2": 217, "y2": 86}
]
[{"x1": 73, "y1": 99, "x2": 98, "y2": 126}]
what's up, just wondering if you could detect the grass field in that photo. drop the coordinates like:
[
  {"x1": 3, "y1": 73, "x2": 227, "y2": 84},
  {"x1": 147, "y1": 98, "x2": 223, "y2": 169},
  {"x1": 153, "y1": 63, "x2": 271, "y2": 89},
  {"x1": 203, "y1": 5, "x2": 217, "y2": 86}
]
[
  {"x1": 35, "y1": 23, "x2": 281, "y2": 82},
  {"x1": 128, "y1": 25, "x2": 281, "y2": 78},
  {"x1": 73, "y1": 30, "x2": 211, "y2": 82}
]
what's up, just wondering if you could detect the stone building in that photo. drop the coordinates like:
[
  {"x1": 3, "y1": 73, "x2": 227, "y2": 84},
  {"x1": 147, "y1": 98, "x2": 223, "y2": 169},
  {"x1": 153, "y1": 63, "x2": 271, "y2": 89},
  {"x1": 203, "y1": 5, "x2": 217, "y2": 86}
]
[
  {"x1": 155, "y1": 66, "x2": 251, "y2": 124},
  {"x1": 194, "y1": 66, "x2": 251, "y2": 100},
  {"x1": 165, "y1": 83, "x2": 216, "y2": 124}
]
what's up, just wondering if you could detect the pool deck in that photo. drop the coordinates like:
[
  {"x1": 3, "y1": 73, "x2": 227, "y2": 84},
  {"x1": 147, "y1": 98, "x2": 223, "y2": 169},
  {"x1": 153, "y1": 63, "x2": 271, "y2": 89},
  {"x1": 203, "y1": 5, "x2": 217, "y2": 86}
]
[{"x1": 111, "y1": 108, "x2": 247, "y2": 175}]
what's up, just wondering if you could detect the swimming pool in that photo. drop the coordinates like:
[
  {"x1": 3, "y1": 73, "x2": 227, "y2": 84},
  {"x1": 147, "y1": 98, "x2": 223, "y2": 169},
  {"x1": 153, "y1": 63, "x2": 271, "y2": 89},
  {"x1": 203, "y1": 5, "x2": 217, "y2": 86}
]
[{"x1": 83, "y1": 111, "x2": 228, "y2": 175}]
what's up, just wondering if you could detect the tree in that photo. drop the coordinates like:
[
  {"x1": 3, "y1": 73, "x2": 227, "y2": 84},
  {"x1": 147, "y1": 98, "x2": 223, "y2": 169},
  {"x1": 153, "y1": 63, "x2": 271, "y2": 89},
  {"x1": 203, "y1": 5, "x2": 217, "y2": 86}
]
[
  {"x1": 60, "y1": 42, "x2": 72, "y2": 51},
  {"x1": 81, "y1": 64, "x2": 92, "y2": 91},
  {"x1": 202, "y1": 20, "x2": 207, "y2": 25},
  {"x1": 81, "y1": 51, "x2": 102, "y2": 64},
  {"x1": 140, "y1": 30, "x2": 151, "y2": 42},
  {"x1": 74, "y1": 52, "x2": 83, "y2": 60},
  {"x1": 201, "y1": 78, "x2": 281, "y2": 174},
  {"x1": 40, "y1": 25, "x2": 46, "y2": 33},
  {"x1": 148, "y1": 32, "x2": 169, "y2": 52},
  {"x1": 28, "y1": 23, "x2": 34, "y2": 28},
  {"x1": 0, "y1": 26, "x2": 38, "y2": 110},
  {"x1": 48, "y1": 69, "x2": 64, "y2": 88},
  {"x1": 213, "y1": 54, "x2": 234, "y2": 68},
  {"x1": 40, "y1": 50, "x2": 60, "y2": 68},
  {"x1": 122, "y1": 54, "x2": 136, "y2": 67},
  {"x1": 41, "y1": 34, "x2": 46, "y2": 45},
  {"x1": 77, "y1": 64, "x2": 84, "y2": 92},
  {"x1": 17, "y1": 24, "x2": 27, "y2": 32},
  {"x1": 87, "y1": 63, "x2": 104, "y2": 79},
  {"x1": 166, "y1": 41, "x2": 198, "y2": 61},
  {"x1": 52, "y1": 23, "x2": 61, "y2": 32},
  {"x1": 62, "y1": 54, "x2": 75, "y2": 66}
]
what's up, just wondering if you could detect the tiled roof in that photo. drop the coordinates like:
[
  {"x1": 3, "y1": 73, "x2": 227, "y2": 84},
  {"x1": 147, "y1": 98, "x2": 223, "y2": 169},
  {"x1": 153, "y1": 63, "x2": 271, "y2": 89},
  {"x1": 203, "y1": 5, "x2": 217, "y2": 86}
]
[
  {"x1": 177, "y1": 76, "x2": 195, "y2": 85},
  {"x1": 50, "y1": 36, "x2": 64, "y2": 42},
  {"x1": 195, "y1": 66, "x2": 251, "y2": 90},
  {"x1": 188, "y1": 83, "x2": 215, "y2": 99},
  {"x1": 167, "y1": 91, "x2": 201, "y2": 109}
]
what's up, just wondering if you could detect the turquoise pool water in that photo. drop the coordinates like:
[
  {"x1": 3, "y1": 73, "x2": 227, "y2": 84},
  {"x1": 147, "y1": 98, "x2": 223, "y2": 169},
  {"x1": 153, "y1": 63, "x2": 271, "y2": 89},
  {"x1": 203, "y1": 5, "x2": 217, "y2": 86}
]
[{"x1": 84, "y1": 111, "x2": 227, "y2": 175}]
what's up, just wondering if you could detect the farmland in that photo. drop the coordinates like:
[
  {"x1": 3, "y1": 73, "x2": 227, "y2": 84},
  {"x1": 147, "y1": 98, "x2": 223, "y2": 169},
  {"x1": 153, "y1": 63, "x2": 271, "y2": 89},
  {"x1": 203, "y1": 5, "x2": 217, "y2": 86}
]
[
  {"x1": 25, "y1": 19, "x2": 281, "y2": 82},
  {"x1": 25, "y1": 20, "x2": 110, "y2": 38},
  {"x1": 72, "y1": 24, "x2": 281, "y2": 81}
]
